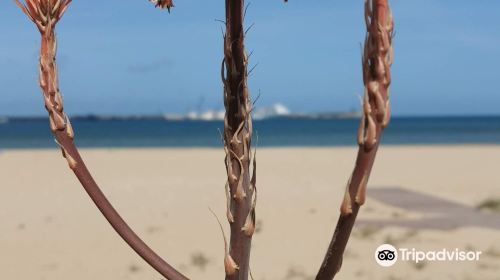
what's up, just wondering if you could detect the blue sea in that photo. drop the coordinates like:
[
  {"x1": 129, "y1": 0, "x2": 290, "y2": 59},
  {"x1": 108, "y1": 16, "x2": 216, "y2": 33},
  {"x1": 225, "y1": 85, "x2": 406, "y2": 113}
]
[{"x1": 0, "y1": 117, "x2": 499, "y2": 148}]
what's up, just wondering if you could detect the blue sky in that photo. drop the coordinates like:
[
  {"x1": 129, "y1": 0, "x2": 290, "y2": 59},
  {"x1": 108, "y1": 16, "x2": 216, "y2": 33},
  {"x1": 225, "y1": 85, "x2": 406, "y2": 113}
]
[{"x1": 0, "y1": 0, "x2": 499, "y2": 116}]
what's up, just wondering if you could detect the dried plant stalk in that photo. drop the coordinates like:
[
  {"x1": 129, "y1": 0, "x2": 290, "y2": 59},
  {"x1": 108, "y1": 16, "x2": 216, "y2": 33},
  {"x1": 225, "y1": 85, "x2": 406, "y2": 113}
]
[
  {"x1": 315, "y1": 0, "x2": 394, "y2": 279},
  {"x1": 14, "y1": 1, "x2": 188, "y2": 279},
  {"x1": 221, "y1": 0, "x2": 256, "y2": 279}
]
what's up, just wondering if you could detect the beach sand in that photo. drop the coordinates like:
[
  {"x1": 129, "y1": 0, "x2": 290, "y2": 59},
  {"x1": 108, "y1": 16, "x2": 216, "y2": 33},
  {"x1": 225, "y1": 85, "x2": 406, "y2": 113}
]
[{"x1": 1, "y1": 146, "x2": 499, "y2": 280}]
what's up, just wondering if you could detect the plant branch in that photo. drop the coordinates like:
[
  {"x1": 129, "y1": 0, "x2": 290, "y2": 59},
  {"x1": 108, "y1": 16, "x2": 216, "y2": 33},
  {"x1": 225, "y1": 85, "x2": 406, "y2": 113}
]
[
  {"x1": 315, "y1": 0, "x2": 394, "y2": 279},
  {"x1": 15, "y1": 1, "x2": 188, "y2": 279},
  {"x1": 221, "y1": 0, "x2": 256, "y2": 279}
]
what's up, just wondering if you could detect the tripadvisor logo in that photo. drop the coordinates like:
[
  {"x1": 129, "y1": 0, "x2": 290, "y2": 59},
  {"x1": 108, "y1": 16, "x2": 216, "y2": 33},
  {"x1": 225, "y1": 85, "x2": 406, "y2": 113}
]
[
  {"x1": 375, "y1": 244, "x2": 482, "y2": 267},
  {"x1": 375, "y1": 244, "x2": 398, "y2": 267}
]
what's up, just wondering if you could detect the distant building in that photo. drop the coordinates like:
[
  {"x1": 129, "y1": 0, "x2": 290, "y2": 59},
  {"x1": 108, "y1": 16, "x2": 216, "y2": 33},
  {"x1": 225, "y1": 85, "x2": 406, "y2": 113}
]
[
  {"x1": 253, "y1": 103, "x2": 291, "y2": 120},
  {"x1": 162, "y1": 102, "x2": 358, "y2": 121}
]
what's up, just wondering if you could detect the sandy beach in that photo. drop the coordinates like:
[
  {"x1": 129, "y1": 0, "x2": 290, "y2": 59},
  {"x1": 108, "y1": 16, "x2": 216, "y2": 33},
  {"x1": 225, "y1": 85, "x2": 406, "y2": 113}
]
[{"x1": 1, "y1": 145, "x2": 499, "y2": 280}]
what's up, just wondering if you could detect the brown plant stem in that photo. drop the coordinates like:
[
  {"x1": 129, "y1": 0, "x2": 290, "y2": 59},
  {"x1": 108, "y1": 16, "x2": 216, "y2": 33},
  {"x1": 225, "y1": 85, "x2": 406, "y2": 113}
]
[
  {"x1": 15, "y1": 1, "x2": 188, "y2": 279},
  {"x1": 55, "y1": 132, "x2": 189, "y2": 280},
  {"x1": 315, "y1": 0, "x2": 394, "y2": 279},
  {"x1": 221, "y1": 0, "x2": 256, "y2": 279}
]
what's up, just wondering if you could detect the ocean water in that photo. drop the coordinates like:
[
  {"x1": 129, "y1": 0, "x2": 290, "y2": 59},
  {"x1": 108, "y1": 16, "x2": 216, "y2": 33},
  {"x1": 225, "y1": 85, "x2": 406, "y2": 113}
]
[{"x1": 0, "y1": 117, "x2": 499, "y2": 148}]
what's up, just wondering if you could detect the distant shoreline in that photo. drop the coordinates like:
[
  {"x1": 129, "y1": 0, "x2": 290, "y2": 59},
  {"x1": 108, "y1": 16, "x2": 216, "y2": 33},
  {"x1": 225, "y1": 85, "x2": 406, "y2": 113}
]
[
  {"x1": 1, "y1": 116, "x2": 499, "y2": 149},
  {"x1": 1, "y1": 114, "x2": 500, "y2": 123},
  {"x1": 0, "y1": 113, "x2": 363, "y2": 122}
]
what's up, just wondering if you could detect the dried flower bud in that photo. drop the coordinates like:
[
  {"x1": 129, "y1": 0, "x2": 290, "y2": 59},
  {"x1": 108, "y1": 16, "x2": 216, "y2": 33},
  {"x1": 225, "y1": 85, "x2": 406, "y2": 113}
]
[
  {"x1": 15, "y1": 0, "x2": 72, "y2": 31},
  {"x1": 224, "y1": 254, "x2": 239, "y2": 276},
  {"x1": 150, "y1": 0, "x2": 174, "y2": 12},
  {"x1": 340, "y1": 177, "x2": 353, "y2": 216}
]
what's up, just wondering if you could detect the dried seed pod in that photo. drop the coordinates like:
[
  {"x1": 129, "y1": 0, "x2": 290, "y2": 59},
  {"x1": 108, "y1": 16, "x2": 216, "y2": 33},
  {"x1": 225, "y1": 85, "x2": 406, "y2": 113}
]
[
  {"x1": 357, "y1": 114, "x2": 366, "y2": 147},
  {"x1": 372, "y1": 90, "x2": 386, "y2": 122},
  {"x1": 234, "y1": 181, "x2": 247, "y2": 200},
  {"x1": 230, "y1": 174, "x2": 238, "y2": 184},
  {"x1": 65, "y1": 152, "x2": 77, "y2": 170},
  {"x1": 383, "y1": 64, "x2": 392, "y2": 87},
  {"x1": 43, "y1": 94, "x2": 52, "y2": 110},
  {"x1": 52, "y1": 0, "x2": 62, "y2": 15},
  {"x1": 340, "y1": 184, "x2": 353, "y2": 216},
  {"x1": 55, "y1": 139, "x2": 77, "y2": 170},
  {"x1": 376, "y1": 56, "x2": 387, "y2": 80},
  {"x1": 39, "y1": 67, "x2": 46, "y2": 87},
  {"x1": 52, "y1": 111, "x2": 66, "y2": 130},
  {"x1": 48, "y1": 114, "x2": 57, "y2": 131},
  {"x1": 363, "y1": 90, "x2": 372, "y2": 116},
  {"x1": 226, "y1": 153, "x2": 238, "y2": 185},
  {"x1": 355, "y1": 172, "x2": 368, "y2": 205},
  {"x1": 382, "y1": 100, "x2": 391, "y2": 128},
  {"x1": 225, "y1": 254, "x2": 240, "y2": 276},
  {"x1": 242, "y1": 136, "x2": 249, "y2": 163},
  {"x1": 54, "y1": 91, "x2": 63, "y2": 111},
  {"x1": 65, "y1": 114, "x2": 74, "y2": 139},
  {"x1": 39, "y1": 12, "x2": 47, "y2": 25},
  {"x1": 209, "y1": 208, "x2": 239, "y2": 276},
  {"x1": 378, "y1": 23, "x2": 391, "y2": 53},
  {"x1": 367, "y1": 80, "x2": 379, "y2": 96},
  {"x1": 242, "y1": 187, "x2": 257, "y2": 236},
  {"x1": 364, "y1": 114, "x2": 377, "y2": 151},
  {"x1": 231, "y1": 121, "x2": 245, "y2": 147},
  {"x1": 340, "y1": 176, "x2": 354, "y2": 216},
  {"x1": 229, "y1": 150, "x2": 247, "y2": 200},
  {"x1": 241, "y1": 213, "x2": 255, "y2": 236},
  {"x1": 225, "y1": 182, "x2": 234, "y2": 223}
]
